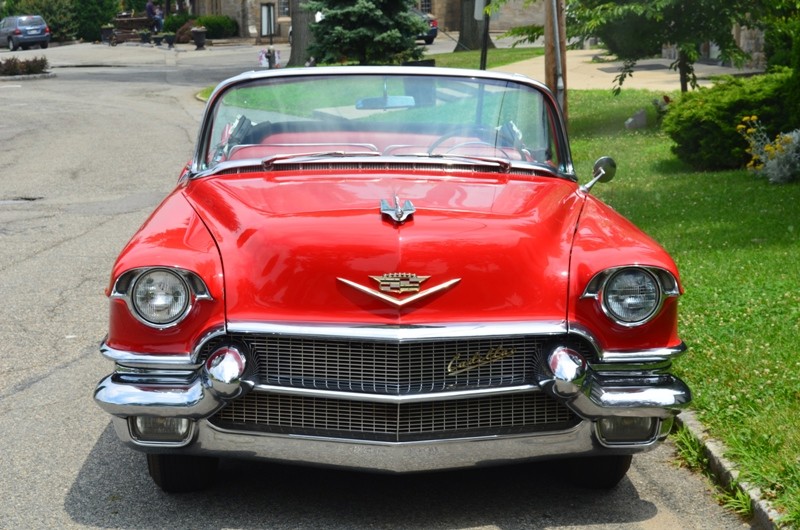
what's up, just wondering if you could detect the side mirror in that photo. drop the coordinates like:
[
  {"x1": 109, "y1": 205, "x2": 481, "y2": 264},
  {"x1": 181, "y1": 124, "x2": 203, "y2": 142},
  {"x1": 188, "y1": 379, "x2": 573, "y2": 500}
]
[{"x1": 580, "y1": 156, "x2": 617, "y2": 192}]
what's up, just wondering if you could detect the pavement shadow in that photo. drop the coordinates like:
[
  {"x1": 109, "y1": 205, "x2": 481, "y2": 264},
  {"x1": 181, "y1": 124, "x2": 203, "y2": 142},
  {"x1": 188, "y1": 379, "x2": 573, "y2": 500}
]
[{"x1": 65, "y1": 424, "x2": 659, "y2": 529}]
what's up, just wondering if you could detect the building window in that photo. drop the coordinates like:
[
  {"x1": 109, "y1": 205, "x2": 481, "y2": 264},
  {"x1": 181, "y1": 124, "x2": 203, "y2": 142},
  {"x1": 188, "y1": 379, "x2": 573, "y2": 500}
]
[
  {"x1": 418, "y1": 0, "x2": 432, "y2": 13},
  {"x1": 279, "y1": 0, "x2": 289, "y2": 16}
]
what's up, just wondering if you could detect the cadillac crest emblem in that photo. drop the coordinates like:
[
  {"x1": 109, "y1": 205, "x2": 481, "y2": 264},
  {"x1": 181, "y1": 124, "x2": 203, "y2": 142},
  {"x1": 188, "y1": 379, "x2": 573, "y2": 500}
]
[
  {"x1": 337, "y1": 273, "x2": 460, "y2": 307},
  {"x1": 371, "y1": 273, "x2": 429, "y2": 293}
]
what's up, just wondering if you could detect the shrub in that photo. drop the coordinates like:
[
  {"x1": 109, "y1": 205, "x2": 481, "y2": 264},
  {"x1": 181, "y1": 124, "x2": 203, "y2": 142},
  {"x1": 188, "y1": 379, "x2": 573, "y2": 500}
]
[
  {"x1": 0, "y1": 56, "x2": 48, "y2": 76},
  {"x1": 661, "y1": 70, "x2": 794, "y2": 170},
  {"x1": 163, "y1": 13, "x2": 192, "y2": 33},
  {"x1": 195, "y1": 15, "x2": 238, "y2": 39},
  {"x1": 738, "y1": 116, "x2": 800, "y2": 184},
  {"x1": 73, "y1": 0, "x2": 118, "y2": 42}
]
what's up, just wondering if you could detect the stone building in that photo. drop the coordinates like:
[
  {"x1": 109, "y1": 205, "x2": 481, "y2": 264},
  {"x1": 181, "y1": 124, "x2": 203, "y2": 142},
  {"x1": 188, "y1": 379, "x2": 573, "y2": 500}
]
[
  {"x1": 191, "y1": 0, "x2": 763, "y2": 68},
  {"x1": 191, "y1": 0, "x2": 545, "y2": 42}
]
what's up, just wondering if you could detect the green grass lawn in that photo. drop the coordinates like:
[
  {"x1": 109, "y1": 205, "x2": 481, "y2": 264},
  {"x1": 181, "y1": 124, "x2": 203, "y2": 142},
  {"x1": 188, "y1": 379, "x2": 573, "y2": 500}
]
[
  {"x1": 427, "y1": 46, "x2": 544, "y2": 70},
  {"x1": 568, "y1": 89, "x2": 800, "y2": 526}
]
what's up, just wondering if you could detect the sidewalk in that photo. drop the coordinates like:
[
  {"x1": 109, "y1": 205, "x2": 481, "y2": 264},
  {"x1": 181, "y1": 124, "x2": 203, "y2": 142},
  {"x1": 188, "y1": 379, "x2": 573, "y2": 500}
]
[
  {"x1": 493, "y1": 48, "x2": 763, "y2": 92},
  {"x1": 3, "y1": 41, "x2": 763, "y2": 93}
]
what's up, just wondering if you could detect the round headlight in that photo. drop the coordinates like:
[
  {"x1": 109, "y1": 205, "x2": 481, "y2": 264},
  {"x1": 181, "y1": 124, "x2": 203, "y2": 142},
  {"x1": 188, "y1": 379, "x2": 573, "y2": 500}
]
[
  {"x1": 132, "y1": 269, "x2": 190, "y2": 325},
  {"x1": 602, "y1": 268, "x2": 660, "y2": 325}
]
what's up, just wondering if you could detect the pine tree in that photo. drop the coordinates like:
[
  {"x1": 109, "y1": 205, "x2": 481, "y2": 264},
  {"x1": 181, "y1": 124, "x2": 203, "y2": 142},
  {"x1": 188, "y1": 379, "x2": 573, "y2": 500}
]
[{"x1": 304, "y1": 0, "x2": 427, "y2": 65}]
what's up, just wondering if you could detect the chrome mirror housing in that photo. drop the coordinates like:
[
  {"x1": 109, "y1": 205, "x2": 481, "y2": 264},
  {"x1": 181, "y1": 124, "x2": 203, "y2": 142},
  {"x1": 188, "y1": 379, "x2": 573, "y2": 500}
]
[{"x1": 580, "y1": 156, "x2": 617, "y2": 192}]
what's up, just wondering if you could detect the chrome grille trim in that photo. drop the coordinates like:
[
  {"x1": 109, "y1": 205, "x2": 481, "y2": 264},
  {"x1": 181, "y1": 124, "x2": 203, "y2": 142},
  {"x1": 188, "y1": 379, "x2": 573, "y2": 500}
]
[
  {"x1": 199, "y1": 333, "x2": 554, "y2": 395},
  {"x1": 226, "y1": 320, "x2": 568, "y2": 340},
  {"x1": 210, "y1": 391, "x2": 578, "y2": 442},
  {"x1": 251, "y1": 383, "x2": 539, "y2": 403}
]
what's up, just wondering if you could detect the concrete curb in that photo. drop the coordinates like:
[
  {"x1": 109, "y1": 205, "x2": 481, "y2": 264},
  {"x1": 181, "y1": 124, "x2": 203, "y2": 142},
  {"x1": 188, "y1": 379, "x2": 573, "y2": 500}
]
[
  {"x1": 676, "y1": 411, "x2": 784, "y2": 529},
  {"x1": 0, "y1": 72, "x2": 56, "y2": 81}
]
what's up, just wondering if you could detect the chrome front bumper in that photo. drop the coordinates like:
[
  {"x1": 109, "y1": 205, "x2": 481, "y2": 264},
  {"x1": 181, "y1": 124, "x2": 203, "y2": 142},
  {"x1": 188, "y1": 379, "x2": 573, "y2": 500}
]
[
  {"x1": 107, "y1": 416, "x2": 674, "y2": 473},
  {"x1": 94, "y1": 322, "x2": 691, "y2": 468}
]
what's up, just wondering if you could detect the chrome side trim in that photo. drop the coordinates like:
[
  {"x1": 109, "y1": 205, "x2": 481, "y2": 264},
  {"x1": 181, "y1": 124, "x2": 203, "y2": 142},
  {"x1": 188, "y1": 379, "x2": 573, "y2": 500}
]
[
  {"x1": 100, "y1": 326, "x2": 227, "y2": 368},
  {"x1": 100, "y1": 341, "x2": 197, "y2": 370},
  {"x1": 567, "y1": 324, "x2": 686, "y2": 363},
  {"x1": 600, "y1": 343, "x2": 688, "y2": 363}
]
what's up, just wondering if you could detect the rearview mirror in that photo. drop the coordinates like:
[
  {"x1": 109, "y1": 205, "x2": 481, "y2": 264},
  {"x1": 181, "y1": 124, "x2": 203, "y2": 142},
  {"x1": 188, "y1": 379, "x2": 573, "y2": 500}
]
[{"x1": 356, "y1": 95, "x2": 416, "y2": 110}]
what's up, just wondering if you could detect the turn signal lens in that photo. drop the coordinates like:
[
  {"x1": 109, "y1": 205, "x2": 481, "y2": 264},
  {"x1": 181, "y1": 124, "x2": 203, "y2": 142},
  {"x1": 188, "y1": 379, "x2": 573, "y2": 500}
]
[
  {"x1": 131, "y1": 416, "x2": 192, "y2": 443},
  {"x1": 597, "y1": 417, "x2": 657, "y2": 445}
]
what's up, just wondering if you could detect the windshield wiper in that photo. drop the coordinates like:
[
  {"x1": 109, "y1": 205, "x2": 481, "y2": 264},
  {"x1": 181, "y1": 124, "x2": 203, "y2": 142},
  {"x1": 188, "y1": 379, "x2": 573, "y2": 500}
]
[
  {"x1": 261, "y1": 150, "x2": 381, "y2": 168},
  {"x1": 393, "y1": 152, "x2": 512, "y2": 172}
]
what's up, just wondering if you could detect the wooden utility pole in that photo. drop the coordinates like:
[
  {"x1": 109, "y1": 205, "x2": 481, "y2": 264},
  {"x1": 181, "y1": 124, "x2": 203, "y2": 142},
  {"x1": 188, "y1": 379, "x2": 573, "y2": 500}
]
[{"x1": 544, "y1": 0, "x2": 568, "y2": 121}]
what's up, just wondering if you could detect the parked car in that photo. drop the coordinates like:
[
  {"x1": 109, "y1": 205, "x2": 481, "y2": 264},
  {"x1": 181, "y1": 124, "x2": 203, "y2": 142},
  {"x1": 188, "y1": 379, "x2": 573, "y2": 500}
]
[
  {"x1": 94, "y1": 66, "x2": 691, "y2": 493},
  {"x1": 412, "y1": 8, "x2": 438, "y2": 44},
  {"x1": 0, "y1": 15, "x2": 50, "y2": 51}
]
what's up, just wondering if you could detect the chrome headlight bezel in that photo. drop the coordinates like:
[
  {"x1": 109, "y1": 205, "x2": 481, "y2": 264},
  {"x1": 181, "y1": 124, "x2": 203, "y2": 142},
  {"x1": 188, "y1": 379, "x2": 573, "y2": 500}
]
[
  {"x1": 582, "y1": 266, "x2": 680, "y2": 327},
  {"x1": 111, "y1": 267, "x2": 213, "y2": 329}
]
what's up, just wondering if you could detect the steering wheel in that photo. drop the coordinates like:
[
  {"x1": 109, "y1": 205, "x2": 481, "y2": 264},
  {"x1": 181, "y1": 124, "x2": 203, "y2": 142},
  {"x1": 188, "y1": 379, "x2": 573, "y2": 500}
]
[
  {"x1": 428, "y1": 123, "x2": 529, "y2": 160},
  {"x1": 428, "y1": 127, "x2": 494, "y2": 155},
  {"x1": 443, "y1": 141, "x2": 497, "y2": 155}
]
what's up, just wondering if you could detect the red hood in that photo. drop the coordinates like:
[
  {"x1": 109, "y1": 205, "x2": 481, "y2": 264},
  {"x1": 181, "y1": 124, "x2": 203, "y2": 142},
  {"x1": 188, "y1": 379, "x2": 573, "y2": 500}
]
[{"x1": 183, "y1": 172, "x2": 584, "y2": 324}]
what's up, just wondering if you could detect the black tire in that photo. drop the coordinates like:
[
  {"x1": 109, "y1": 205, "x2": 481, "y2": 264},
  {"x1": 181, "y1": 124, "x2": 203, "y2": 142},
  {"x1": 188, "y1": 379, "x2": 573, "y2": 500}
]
[
  {"x1": 566, "y1": 454, "x2": 632, "y2": 490},
  {"x1": 424, "y1": 37, "x2": 434, "y2": 45},
  {"x1": 9, "y1": 38, "x2": 18, "y2": 51},
  {"x1": 146, "y1": 453, "x2": 219, "y2": 493},
  {"x1": 40, "y1": 42, "x2": 48, "y2": 49}
]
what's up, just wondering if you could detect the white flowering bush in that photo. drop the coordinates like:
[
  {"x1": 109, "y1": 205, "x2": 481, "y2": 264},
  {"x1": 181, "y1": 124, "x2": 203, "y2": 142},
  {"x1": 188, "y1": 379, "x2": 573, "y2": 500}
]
[{"x1": 738, "y1": 116, "x2": 800, "y2": 184}]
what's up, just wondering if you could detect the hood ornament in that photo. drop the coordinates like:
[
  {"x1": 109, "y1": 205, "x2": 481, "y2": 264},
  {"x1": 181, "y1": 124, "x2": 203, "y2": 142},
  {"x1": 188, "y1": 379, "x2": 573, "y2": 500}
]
[{"x1": 380, "y1": 196, "x2": 415, "y2": 223}]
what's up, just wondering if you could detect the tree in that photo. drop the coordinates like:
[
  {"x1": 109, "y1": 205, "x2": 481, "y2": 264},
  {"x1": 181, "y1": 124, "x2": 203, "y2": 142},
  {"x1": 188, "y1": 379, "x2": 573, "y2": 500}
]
[
  {"x1": 74, "y1": 0, "x2": 118, "y2": 41},
  {"x1": 455, "y1": 0, "x2": 495, "y2": 52},
  {"x1": 286, "y1": 0, "x2": 317, "y2": 67},
  {"x1": 566, "y1": 0, "x2": 766, "y2": 93},
  {"x1": 1, "y1": 0, "x2": 20, "y2": 18},
  {"x1": 303, "y1": 0, "x2": 426, "y2": 65},
  {"x1": 16, "y1": 0, "x2": 77, "y2": 41}
]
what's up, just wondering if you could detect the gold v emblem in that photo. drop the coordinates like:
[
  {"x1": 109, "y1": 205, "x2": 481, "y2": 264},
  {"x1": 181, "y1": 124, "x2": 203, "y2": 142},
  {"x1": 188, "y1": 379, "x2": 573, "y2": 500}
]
[{"x1": 338, "y1": 274, "x2": 460, "y2": 307}]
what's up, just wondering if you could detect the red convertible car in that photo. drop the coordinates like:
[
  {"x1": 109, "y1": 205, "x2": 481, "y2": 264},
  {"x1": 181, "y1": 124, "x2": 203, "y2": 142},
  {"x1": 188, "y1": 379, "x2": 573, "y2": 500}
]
[{"x1": 94, "y1": 66, "x2": 690, "y2": 492}]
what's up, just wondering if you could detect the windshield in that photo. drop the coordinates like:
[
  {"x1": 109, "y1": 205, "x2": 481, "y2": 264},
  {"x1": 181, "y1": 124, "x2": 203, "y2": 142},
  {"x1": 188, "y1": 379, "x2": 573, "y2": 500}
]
[{"x1": 199, "y1": 70, "x2": 567, "y2": 175}]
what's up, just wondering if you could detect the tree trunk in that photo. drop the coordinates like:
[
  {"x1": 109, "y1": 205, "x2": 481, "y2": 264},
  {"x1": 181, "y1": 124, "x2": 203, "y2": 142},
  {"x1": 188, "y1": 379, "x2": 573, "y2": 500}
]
[
  {"x1": 678, "y1": 50, "x2": 690, "y2": 93},
  {"x1": 544, "y1": 0, "x2": 568, "y2": 120},
  {"x1": 455, "y1": 0, "x2": 495, "y2": 52},
  {"x1": 287, "y1": 0, "x2": 316, "y2": 67}
]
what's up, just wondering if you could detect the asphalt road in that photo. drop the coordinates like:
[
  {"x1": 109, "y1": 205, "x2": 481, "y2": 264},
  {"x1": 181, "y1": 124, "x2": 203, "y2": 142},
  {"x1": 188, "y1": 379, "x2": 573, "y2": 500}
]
[{"x1": 0, "y1": 48, "x2": 751, "y2": 529}]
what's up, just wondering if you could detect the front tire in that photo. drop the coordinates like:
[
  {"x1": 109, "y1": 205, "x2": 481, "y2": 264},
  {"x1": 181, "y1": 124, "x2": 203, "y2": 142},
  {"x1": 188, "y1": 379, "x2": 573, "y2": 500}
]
[
  {"x1": 146, "y1": 454, "x2": 219, "y2": 493},
  {"x1": 566, "y1": 454, "x2": 632, "y2": 489}
]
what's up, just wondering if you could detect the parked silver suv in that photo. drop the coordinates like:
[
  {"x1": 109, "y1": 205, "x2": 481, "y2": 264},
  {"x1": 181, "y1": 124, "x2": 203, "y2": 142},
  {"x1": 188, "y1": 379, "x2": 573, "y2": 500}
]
[{"x1": 0, "y1": 15, "x2": 50, "y2": 51}]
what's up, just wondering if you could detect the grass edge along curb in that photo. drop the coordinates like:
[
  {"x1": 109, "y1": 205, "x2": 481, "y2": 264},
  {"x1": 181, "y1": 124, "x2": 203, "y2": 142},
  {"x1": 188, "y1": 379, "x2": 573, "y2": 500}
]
[{"x1": 676, "y1": 411, "x2": 784, "y2": 529}]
